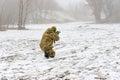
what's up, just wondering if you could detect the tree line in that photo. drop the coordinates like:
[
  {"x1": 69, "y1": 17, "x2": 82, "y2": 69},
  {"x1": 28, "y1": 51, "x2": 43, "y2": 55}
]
[
  {"x1": 0, "y1": 0, "x2": 61, "y2": 30},
  {"x1": 0, "y1": 0, "x2": 120, "y2": 30},
  {"x1": 86, "y1": 0, "x2": 120, "y2": 23}
]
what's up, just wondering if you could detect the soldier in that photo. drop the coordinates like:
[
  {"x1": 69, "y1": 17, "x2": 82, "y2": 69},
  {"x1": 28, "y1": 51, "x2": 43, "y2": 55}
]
[{"x1": 40, "y1": 26, "x2": 60, "y2": 59}]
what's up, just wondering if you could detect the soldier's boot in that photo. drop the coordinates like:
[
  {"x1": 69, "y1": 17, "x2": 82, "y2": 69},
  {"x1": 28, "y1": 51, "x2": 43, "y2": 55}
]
[{"x1": 44, "y1": 51, "x2": 49, "y2": 59}]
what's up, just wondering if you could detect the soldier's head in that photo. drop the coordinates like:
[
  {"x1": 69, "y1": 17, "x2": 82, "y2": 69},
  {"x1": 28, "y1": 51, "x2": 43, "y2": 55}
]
[{"x1": 51, "y1": 26, "x2": 56, "y2": 32}]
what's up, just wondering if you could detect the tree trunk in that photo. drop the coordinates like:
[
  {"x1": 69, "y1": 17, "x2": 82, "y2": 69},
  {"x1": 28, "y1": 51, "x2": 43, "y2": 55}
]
[{"x1": 18, "y1": 0, "x2": 25, "y2": 29}]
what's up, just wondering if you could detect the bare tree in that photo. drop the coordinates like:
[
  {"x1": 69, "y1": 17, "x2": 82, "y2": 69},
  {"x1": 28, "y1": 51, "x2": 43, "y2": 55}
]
[
  {"x1": 18, "y1": 0, "x2": 31, "y2": 29},
  {"x1": 86, "y1": 0, "x2": 103, "y2": 23},
  {"x1": 0, "y1": 0, "x2": 18, "y2": 30},
  {"x1": 30, "y1": 0, "x2": 61, "y2": 23},
  {"x1": 0, "y1": 0, "x2": 6, "y2": 28},
  {"x1": 86, "y1": 0, "x2": 120, "y2": 23},
  {"x1": 102, "y1": 0, "x2": 112, "y2": 21}
]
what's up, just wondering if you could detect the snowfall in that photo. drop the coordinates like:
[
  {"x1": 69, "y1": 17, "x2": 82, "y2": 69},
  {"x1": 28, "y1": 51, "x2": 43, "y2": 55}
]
[{"x1": 0, "y1": 22, "x2": 120, "y2": 80}]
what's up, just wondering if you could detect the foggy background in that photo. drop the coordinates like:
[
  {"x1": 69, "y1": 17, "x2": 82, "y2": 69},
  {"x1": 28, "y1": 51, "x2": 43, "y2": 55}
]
[{"x1": 0, "y1": 0, "x2": 120, "y2": 30}]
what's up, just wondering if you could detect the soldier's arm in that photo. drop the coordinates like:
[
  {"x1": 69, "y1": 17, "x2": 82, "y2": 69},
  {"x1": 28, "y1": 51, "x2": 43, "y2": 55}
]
[
  {"x1": 54, "y1": 33, "x2": 59, "y2": 41},
  {"x1": 50, "y1": 32, "x2": 60, "y2": 41}
]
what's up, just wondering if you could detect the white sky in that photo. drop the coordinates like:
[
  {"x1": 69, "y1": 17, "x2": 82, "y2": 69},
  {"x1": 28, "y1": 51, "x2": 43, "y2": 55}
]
[{"x1": 56, "y1": 0, "x2": 87, "y2": 9}]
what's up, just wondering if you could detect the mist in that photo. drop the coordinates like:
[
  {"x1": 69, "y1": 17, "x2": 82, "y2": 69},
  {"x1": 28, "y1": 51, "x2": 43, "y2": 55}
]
[{"x1": 0, "y1": 0, "x2": 120, "y2": 29}]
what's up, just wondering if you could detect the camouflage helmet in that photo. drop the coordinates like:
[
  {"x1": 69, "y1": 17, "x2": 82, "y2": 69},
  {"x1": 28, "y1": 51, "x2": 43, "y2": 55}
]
[{"x1": 51, "y1": 26, "x2": 56, "y2": 32}]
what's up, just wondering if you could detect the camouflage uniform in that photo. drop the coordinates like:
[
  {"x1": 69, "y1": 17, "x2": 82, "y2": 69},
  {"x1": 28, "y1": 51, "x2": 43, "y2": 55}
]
[{"x1": 40, "y1": 26, "x2": 60, "y2": 58}]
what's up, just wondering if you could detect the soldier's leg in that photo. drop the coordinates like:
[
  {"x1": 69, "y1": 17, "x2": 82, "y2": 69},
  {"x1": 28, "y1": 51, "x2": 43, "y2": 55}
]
[
  {"x1": 43, "y1": 46, "x2": 50, "y2": 59},
  {"x1": 43, "y1": 46, "x2": 51, "y2": 59},
  {"x1": 43, "y1": 45, "x2": 54, "y2": 58},
  {"x1": 49, "y1": 49, "x2": 55, "y2": 58}
]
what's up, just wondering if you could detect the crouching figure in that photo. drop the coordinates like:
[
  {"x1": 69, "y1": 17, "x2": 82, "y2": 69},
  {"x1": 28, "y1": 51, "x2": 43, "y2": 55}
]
[{"x1": 40, "y1": 26, "x2": 60, "y2": 59}]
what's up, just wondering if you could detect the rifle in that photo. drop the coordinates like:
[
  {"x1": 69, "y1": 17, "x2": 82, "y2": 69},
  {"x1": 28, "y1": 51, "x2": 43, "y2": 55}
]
[{"x1": 56, "y1": 31, "x2": 61, "y2": 35}]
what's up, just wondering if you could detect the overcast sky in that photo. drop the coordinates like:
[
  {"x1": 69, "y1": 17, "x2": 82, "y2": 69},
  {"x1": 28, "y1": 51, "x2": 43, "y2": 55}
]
[{"x1": 56, "y1": 0, "x2": 87, "y2": 9}]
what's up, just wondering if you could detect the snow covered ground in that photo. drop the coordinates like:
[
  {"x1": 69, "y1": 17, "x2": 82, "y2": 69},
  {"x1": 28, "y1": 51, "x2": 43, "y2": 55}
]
[{"x1": 0, "y1": 22, "x2": 120, "y2": 80}]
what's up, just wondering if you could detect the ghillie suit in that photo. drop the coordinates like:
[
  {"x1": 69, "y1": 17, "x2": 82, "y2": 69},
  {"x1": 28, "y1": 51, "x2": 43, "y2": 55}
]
[{"x1": 40, "y1": 26, "x2": 60, "y2": 58}]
